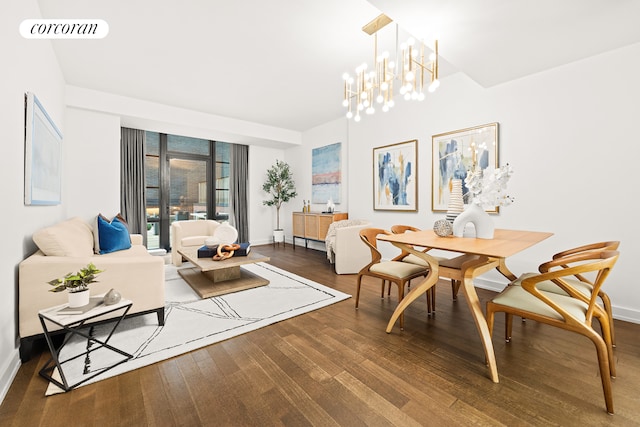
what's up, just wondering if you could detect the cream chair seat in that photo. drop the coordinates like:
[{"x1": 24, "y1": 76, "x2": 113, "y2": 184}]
[
  {"x1": 510, "y1": 241, "x2": 620, "y2": 345},
  {"x1": 171, "y1": 219, "x2": 220, "y2": 266}
]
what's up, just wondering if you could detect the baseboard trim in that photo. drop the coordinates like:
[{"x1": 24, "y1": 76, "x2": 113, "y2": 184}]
[{"x1": 0, "y1": 348, "x2": 21, "y2": 406}]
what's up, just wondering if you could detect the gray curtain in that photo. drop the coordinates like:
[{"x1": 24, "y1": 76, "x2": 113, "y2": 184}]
[
  {"x1": 230, "y1": 143, "x2": 249, "y2": 243},
  {"x1": 120, "y1": 127, "x2": 147, "y2": 245}
]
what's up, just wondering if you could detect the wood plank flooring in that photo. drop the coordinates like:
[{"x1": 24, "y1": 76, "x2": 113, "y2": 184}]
[{"x1": 2, "y1": 243, "x2": 640, "y2": 426}]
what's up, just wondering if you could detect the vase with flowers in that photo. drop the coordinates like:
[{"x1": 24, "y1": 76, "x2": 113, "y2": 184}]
[
  {"x1": 48, "y1": 263, "x2": 103, "y2": 307},
  {"x1": 453, "y1": 164, "x2": 514, "y2": 239}
]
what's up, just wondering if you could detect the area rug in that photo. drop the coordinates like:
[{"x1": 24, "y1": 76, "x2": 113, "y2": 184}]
[{"x1": 46, "y1": 262, "x2": 350, "y2": 395}]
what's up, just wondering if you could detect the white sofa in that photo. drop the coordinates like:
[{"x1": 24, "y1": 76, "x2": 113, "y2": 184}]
[
  {"x1": 18, "y1": 217, "x2": 165, "y2": 361},
  {"x1": 171, "y1": 219, "x2": 221, "y2": 266},
  {"x1": 325, "y1": 219, "x2": 372, "y2": 274}
]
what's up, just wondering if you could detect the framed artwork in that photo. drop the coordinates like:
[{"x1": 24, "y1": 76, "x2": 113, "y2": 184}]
[
  {"x1": 373, "y1": 139, "x2": 417, "y2": 211},
  {"x1": 432, "y1": 122, "x2": 499, "y2": 213},
  {"x1": 312, "y1": 142, "x2": 341, "y2": 204},
  {"x1": 24, "y1": 92, "x2": 63, "y2": 205}
]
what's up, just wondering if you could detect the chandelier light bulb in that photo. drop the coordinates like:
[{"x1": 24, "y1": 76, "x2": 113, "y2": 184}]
[
  {"x1": 400, "y1": 43, "x2": 407, "y2": 50},
  {"x1": 363, "y1": 99, "x2": 370, "y2": 107},
  {"x1": 428, "y1": 79, "x2": 440, "y2": 92},
  {"x1": 354, "y1": 114, "x2": 361, "y2": 122},
  {"x1": 429, "y1": 52, "x2": 436, "y2": 61},
  {"x1": 418, "y1": 92, "x2": 425, "y2": 101},
  {"x1": 342, "y1": 73, "x2": 350, "y2": 81},
  {"x1": 342, "y1": 99, "x2": 349, "y2": 107},
  {"x1": 380, "y1": 82, "x2": 388, "y2": 91},
  {"x1": 399, "y1": 86, "x2": 406, "y2": 95},
  {"x1": 382, "y1": 104, "x2": 389, "y2": 112},
  {"x1": 407, "y1": 37, "x2": 415, "y2": 46},
  {"x1": 346, "y1": 111, "x2": 353, "y2": 119},
  {"x1": 361, "y1": 91, "x2": 368, "y2": 99},
  {"x1": 348, "y1": 77, "x2": 354, "y2": 84},
  {"x1": 405, "y1": 71, "x2": 415, "y2": 81},
  {"x1": 404, "y1": 92, "x2": 411, "y2": 101},
  {"x1": 388, "y1": 61, "x2": 395, "y2": 69},
  {"x1": 376, "y1": 95, "x2": 384, "y2": 103},
  {"x1": 357, "y1": 103, "x2": 364, "y2": 111},
  {"x1": 388, "y1": 100, "x2": 395, "y2": 108},
  {"x1": 366, "y1": 107, "x2": 374, "y2": 114}
]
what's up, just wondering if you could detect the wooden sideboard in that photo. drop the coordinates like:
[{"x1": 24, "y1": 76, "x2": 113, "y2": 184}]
[{"x1": 292, "y1": 212, "x2": 348, "y2": 249}]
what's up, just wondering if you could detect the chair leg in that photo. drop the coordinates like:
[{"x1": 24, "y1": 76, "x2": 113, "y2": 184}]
[
  {"x1": 600, "y1": 292, "x2": 616, "y2": 347},
  {"x1": 586, "y1": 329, "x2": 615, "y2": 414},
  {"x1": 380, "y1": 280, "x2": 386, "y2": 298},
  {"x1": 397, "y1": 281, "x2": 405, "y2": 330},
  {"x1": 425, "y1": 290, "x2": 432, "y2": 315},
  {"x1": 431, "y1": 286, "x2": 436, "y2": 313},
  {"x1": 505, "y1": 313, "x2": 513, "y2": 342},
  {"x1": 451, "y1": 279, "x2": 461, "y2": 300},
  {"x1": 355, "y1": 275, "x2": 363, "y2": 309}
]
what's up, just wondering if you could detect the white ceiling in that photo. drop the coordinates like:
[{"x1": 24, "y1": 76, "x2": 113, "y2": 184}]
[{"x1": 38, "y1": 0, "x2": 640, "y2": 132}]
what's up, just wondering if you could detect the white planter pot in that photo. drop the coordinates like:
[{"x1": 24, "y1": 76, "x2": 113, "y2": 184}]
[
  {"x1": 68, "y1": 289, "x2": 90, "y2": 308},
  {"x1": 273, "y1": 229, "x2": 285, "y2": 243}
]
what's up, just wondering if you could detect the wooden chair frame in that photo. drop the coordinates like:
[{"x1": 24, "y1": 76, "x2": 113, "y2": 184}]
[
  {"x1": 390, "y1": 225, "x2": 482, "y2": 312},
  {"x1": 486, "y1": 250, "x2": 619, "y2": 414},
  {"x1": 356, "y1": 228, "x2": 428, "y2": 330}
]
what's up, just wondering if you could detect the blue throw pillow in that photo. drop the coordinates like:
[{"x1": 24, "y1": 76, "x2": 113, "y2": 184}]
[{"x1": 97, "y1": 215, "x2": 131, "y2": 254}]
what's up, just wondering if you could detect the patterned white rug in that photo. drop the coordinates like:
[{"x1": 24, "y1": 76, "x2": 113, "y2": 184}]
[{"x1": 46, "y1": 262, "x2": 350, "y2": 395}]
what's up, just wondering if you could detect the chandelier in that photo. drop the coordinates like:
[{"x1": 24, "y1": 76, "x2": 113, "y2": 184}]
[{"x1": 342, "y1": 14, "x2": 439, "y2": 122}]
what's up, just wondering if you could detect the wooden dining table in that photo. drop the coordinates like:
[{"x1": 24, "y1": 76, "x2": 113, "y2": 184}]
[{"x1": 378, "y1": 228, "x2": 553, "y2": 383}]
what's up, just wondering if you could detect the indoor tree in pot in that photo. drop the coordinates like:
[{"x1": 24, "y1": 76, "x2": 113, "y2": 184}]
[
  {"x1": 262, "y1": 159, "x2": 298, "y2": 243},
  {"x1": 48, "y1": 263, "x2": 103, "y2": 307}
]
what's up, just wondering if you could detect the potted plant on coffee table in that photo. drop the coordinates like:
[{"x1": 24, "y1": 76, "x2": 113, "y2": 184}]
[
  {"x1": 262, "y1": 159, "x2": 298, "y2": 243},
  {"x1": 48, "y1": 263, "x2": 103, "y2": 307}
]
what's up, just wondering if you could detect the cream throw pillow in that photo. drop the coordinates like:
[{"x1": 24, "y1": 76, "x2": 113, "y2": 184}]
[{"x1": 32, "y1": 217, "x2": 95, "y2": 257}]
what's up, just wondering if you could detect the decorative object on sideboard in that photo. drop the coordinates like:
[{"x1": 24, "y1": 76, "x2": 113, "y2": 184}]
[
  {"x1": 262, "y1": 160, "x2": 298, "y2": 243},
  {"x1": 326, "y1": 198, "x2": 335, "y2": 213},
  {"x1": 453, "y1": 164, "x2": 514, "y2": 239},
  {"x1": 433, "y1": 219, "x2": 453, "y2": 237},
  {"x1": 47, "y1": 263, "x2": 103, "y2": 308}
]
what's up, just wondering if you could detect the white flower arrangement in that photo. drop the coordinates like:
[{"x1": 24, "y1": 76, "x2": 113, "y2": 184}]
[{"x1": 465, "y1": 163, "x2": 514, "y2": 208}]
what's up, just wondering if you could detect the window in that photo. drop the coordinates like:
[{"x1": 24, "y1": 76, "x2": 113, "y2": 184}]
[{"x1": 144, "y1": 132, "x2": 229, "y2": 250}]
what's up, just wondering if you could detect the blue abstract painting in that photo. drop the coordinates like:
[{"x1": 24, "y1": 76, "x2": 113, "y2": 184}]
[
  {"x1": 312, "y1": 142, "x2": 341, "y2": 204},
  {"x1": 431, "y1": 123, "x2": 498, "y2": 212},
  {"x1": 373, "y1": 140, "x2": 417, "y2": 211}
]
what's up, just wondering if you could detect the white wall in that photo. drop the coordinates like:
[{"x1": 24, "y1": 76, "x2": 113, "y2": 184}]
[
  {"x1": 282, "y1": 119, "x2": 349, "y2": 251},
  {"x1": 290, "y1": 42, "x2": 639, "y2": 322},
  {"x1": 64, "y1": 108, "x2": 122, "y2": 219},
  {"x1": 1, "y1": 0, "x2": 67, "y2": 404}
]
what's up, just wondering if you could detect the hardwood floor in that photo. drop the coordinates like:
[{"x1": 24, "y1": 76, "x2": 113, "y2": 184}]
[{"x1": 2, "y1": 243, "x2": 640, "y2": 426}]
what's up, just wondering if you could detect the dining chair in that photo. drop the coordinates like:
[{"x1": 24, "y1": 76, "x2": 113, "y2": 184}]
[
  {"x1": 486, "y1": 250, "x2": 620, "y2": 414},
  {"x1": 356, "y1": 228, "x2": 430, "y2": 330},
  {"x1": 510, "y1": 241, "x2": 620, "y2": 345},
  {"x1": 390, "y1": 225, "x2": 482, "y2": 313}
]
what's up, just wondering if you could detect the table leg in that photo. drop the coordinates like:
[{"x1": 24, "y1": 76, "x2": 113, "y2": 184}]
[
  {"x1": 495, "y1": 258, "x2": 518, "y2": 281},
  {"x1": 460, "y1": 257, "x2": 501, "y2": 383}
]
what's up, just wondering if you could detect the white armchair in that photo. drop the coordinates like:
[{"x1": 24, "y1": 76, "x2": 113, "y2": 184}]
[
  {"x1": 171, "y1": 219, "x2": 220, "y2": 266},
  {"x1": 325, "y1": 219, "x2": 372, "y2": 274}
]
